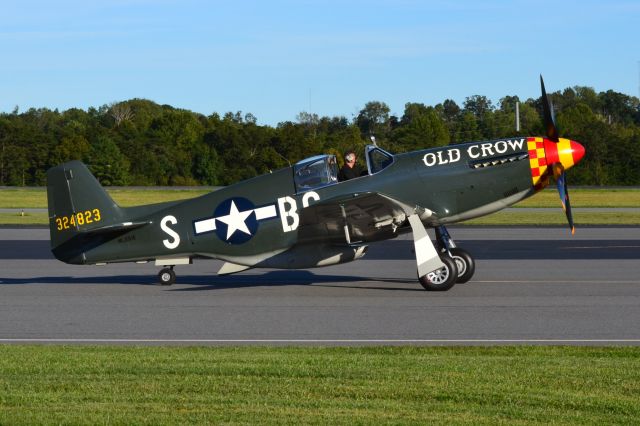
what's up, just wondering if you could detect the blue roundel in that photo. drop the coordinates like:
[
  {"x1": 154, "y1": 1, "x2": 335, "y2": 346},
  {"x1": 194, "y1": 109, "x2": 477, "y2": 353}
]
[{"x1": 213, "y1": 197, "x2": 258, "y2": 244}]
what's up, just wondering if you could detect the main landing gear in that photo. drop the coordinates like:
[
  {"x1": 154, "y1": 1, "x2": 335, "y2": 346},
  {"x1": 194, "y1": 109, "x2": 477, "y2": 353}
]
[
  {"x1": 155, "y1": 258, "x2": 191, "y2": 285},
  {"x1": 435, "y1": 226, "x2": 475, "y2": 284},
  {"x1": 408, "y1": 215, "x2": 475, "y2": 291}
]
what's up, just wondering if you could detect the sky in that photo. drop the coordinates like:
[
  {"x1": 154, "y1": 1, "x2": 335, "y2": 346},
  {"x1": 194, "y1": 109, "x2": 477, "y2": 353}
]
[{"x1": 1, "y1": 0, "x2": 639, "y2": 125}]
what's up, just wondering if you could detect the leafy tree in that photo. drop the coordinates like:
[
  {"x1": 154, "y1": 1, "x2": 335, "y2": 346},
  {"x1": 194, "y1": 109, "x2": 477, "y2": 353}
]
[
  {"x1": 599, "y1": 90, "x2": 640, "y2": 125},
  {"x1": 451, "y1": 111, "x2": 482, "y2": 143},
  {"x1": 557, "y1": 103, "x2": 610, "y2": 185},
  {"x1": 50, "y1": 135, "x2": 91, "y2": 165},
  {"x1": 391, "y1": 103, "x2": 449, "y2": 152},
  {"x1": 356, "y1": 101, "x2": 391, "y2": 140},
  {"x1": 463, "y1": 95, "x2": 493, "y2": 118},
  {"x1": 88, "y1": 135, "x2": 130, "y2": 186},
  {"x1": 192, "y1": 144, "x2": 220, "y2": 185},
  {"x1": 441, "y1": 99, "x2": 461, "y2": 123},
  {"x1": 143, "y1": 110, "x2": 205, "y2": 185},
  {"x1": 1, "y1": 84, "x2": 639, "y2": 187}
]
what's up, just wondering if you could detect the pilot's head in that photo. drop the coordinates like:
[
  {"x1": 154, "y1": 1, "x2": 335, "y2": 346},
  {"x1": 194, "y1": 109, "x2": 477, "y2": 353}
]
[{"x1": 345, "y1": 151, "x2": 356, "y2": 167}]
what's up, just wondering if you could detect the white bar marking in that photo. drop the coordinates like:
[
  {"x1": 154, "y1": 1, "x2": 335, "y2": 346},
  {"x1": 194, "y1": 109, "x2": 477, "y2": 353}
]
[
  {"x1": 194, "y1": 218, "x2": 216, "y2": 234},
  {"x1": 254, "y1": 205, "x2": 277, "y2": 220}
]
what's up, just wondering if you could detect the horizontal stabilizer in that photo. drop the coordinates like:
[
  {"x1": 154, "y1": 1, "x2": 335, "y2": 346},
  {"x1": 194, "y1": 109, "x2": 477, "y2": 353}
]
[{"x1": 77, "y1": 220, "x2": 151, "y2": 236}]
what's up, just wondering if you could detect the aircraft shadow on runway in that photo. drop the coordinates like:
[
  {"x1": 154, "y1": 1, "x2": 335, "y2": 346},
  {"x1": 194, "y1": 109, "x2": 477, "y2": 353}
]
[
  {"x1": 365, "y1": 240, "x2": 640, "y2": 260},
  {"x1": 3, "y1": 237, "x2": 639, "y2": 291},
  {"x1": 4, "y1": 240, "x2": 640, "y2": 260},
  {"x1": 0, "y1": 270, "x2": 421, "y2": 292}
]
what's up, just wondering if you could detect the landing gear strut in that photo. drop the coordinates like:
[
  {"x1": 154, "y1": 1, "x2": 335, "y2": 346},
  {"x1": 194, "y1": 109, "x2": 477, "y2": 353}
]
[
  {"x1": 158, "y1": 266, "x2": 176, "y2": 286},
  {"x1": 408, "y1": 215, "x2": 458, "y2": 291},
  {"x1": 407, "y1": 216, "x2": 478, "y2": 291},
  {"x1": 435, "y1": 226, "x2": 475, "y2": 284}
]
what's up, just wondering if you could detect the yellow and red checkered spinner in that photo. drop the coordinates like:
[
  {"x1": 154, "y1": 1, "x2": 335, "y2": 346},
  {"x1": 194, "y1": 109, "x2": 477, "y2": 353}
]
[{"x1": 527, "y1": 137, "x2": 585, "y2": 191}]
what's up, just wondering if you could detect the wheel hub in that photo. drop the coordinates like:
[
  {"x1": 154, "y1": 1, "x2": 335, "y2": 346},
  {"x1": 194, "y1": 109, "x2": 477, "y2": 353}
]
[
  {"x1": 453, "y1": 256, "x2": 467, "y2": 276},
  {"x1": 427, "y1": 266, "x2": 450, "y2": 284}
]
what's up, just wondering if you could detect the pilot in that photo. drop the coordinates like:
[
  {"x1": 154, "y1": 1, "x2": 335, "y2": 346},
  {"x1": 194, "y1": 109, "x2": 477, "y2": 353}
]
[{"x1": 338, "y1": 150, "x2": 362, "y2": 181}]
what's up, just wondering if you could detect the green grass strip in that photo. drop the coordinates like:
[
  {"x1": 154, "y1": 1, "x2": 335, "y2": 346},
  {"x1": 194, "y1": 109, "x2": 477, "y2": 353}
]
[
  {"x1": 1, "y1": 188, "x2": 640, "y2": 209},
  {"x1": 513, "y1": 188, "x2": 640, "y2": 208},
  {"x1": 0, "y1": 346, "x2": 639, "y2": 424},
  {"x1": 2, "y1": 187, "x2": 639, "y2": 226},
  {"x1": 0, "y1": 212, "x2": 49, "y2": 225},
  {"x1": 0, "y1": 188, "x2": 210, "y2": 208},
  {"x1": 463, "y1": 210, "x2": 640, "y2": 226}
]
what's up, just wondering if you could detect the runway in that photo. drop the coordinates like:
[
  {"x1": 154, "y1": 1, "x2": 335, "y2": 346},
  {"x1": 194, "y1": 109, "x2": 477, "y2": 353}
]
[{"x1": 1, "y1": 227, "x2": 639, "y2": 345}]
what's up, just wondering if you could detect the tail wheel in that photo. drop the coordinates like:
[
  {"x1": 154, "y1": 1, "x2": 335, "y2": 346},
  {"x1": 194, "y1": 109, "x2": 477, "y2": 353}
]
[
  {"x1": 449, "y1": 248, "x2": 475, "y2": 284},
  {"x1": 158, "y1": 268, "x2": 176, "y2": 286},
  {"x1": 418, "y1": 255, "x2": 458, "y2": 291}
]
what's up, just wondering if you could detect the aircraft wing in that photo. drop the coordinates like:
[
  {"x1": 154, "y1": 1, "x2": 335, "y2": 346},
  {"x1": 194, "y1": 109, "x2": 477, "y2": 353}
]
[{"x1": 297, "y1": 192, "x2": 416, "y2": 245}]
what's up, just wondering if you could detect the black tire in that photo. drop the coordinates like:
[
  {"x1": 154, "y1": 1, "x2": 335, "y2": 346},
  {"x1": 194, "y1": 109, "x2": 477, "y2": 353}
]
[
  {"x1": 158, "y1": 268, "x2": 176, "y2": 286},
  {"x1": 418, "y1": 255, "x2": 458, "y2": 291},
  {"x1": 449, "y1": 248, "x2": 475, "y2": 284}
]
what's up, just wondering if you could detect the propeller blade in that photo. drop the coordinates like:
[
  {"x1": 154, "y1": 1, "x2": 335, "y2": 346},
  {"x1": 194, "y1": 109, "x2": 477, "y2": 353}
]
[
  {"x1": 540, "y1": 75, "x2": 559, "y2": 142},
  {"x1": 555, "y1": 167, "x2": 575, "y2": 234}
]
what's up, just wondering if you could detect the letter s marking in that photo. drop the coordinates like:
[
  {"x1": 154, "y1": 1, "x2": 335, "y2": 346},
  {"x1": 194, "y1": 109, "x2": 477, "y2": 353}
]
[{"x1": 161, "y1": 215, "x2": 180, "y2": 249}]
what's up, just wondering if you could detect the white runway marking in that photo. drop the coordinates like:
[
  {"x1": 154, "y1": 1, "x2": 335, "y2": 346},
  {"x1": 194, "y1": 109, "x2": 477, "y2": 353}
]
[{"x1": 473, "y1": 280, "x2": 640, "y2": 284}]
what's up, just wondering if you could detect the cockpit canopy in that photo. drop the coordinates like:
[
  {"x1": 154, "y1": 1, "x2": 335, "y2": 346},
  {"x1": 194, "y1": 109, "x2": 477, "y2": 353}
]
[
  {"x1": 293, "y1": 145, "x2": 394, "y2": 193},
  {"x1": 294, "y1": 154, "x2": 338, "y2": 193}
]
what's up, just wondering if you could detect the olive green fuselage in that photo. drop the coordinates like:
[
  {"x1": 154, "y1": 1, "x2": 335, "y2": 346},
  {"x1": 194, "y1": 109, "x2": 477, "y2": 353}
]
[{"x1": 50, "y1": 137, "x2": 534, "y2": 267}]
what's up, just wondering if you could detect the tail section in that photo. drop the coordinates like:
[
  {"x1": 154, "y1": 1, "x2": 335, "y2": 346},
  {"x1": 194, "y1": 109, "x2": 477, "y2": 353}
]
[{"x1": 47, "y1": 161, "x2": 126, "y2": 263}]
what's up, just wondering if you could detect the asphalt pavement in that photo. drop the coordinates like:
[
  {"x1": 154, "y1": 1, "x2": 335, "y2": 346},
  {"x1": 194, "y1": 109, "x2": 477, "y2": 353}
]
[{"x1": 1, "y1": 227, "x2": 639, "y2": 345}]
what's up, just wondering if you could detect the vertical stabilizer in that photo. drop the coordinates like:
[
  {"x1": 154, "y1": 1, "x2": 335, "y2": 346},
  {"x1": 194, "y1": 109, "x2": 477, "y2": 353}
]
[{"x1": 46, "y1": 161, "x2": 124, "y2": 263}]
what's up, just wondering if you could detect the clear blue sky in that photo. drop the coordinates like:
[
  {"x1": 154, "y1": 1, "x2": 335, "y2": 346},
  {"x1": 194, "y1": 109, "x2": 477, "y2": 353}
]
[{"x1": 2, "y1": 0, "x2": 639, "y2": 125}]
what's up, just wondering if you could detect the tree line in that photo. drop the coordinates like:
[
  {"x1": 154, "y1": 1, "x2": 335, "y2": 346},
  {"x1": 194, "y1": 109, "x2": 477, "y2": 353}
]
[{"x1": 1, "y1": 85, "x2": 639, "y2": 186}]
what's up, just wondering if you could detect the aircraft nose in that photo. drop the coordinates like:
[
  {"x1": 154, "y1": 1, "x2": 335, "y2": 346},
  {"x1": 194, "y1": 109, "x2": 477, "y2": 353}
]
[
  {"x1": 569, "y1": 140, "x2": 585, "y2": 166},
  {"x1": 543, "y1": 138, "x2": 585, "y2": 171}
]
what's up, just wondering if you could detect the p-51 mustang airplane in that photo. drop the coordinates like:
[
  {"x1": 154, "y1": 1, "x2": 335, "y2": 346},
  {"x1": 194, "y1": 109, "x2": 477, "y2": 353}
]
[{"x1": 47, "y1": 77, "x2": 584, "y2": 291}]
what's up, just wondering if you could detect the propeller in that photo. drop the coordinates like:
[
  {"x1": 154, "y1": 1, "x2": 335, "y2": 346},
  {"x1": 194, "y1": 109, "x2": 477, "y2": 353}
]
[
  {"x1": 553, "y1": 163, "x2": 575, "y2": 234},
  {"x1": 540, "y1": 75, "x2": 575, "y2": 234}
]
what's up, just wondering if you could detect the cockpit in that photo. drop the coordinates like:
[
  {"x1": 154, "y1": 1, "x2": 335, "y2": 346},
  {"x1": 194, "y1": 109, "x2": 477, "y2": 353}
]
[{"x1": 293, "y1": 145, "x2": 394, "y2": 193}]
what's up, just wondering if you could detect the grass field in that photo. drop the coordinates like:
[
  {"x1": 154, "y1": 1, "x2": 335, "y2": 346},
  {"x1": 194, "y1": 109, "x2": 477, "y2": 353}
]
[
  {"x1": 463, "y1": 210, "x2": 640, "y2": 226},
  {"x1": 1, "y1": 188, "x2": 639, "y2": 226},
  {"x1": 0, "y1": 188, "x2": 211, "y2": 208},
  {"x1": 1, "y1": 187, "x2": 640, "y2": 209},
  {"x1": 513, "y1": 188, "x2": 640, "y2": 208},
  {"x1": 0, "y1": 346, "x2": 638, "y2": 424}
]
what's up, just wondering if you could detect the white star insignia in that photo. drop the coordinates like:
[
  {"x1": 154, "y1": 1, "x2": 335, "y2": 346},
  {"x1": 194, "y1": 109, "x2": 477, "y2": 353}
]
[{"x1": 216, "y1": 200, "x2": 253, "y2": 240}]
